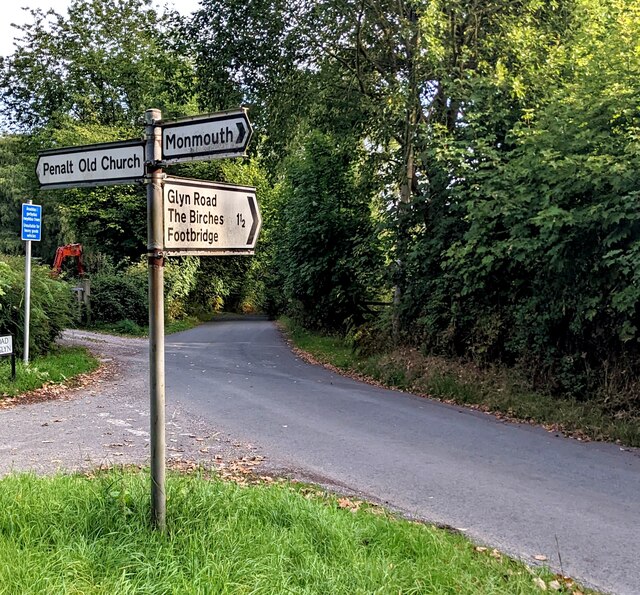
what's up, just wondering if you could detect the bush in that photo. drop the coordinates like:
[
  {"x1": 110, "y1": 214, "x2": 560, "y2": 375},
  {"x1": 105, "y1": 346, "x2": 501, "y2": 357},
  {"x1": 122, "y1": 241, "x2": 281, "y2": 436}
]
[
  {"x1": 0, "y1": 254, "x2": 75, "y2": 357},
  {"x1": 89, "y1": 267, "x2": 148, "y2": 326},
  {"x1": 273, "y1": 131, "x2": 382, "y2": 332}
]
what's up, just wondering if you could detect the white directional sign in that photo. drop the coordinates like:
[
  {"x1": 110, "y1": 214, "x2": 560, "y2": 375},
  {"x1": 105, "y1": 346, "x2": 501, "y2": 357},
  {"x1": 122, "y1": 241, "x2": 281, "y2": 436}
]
[
  {"x1": 161, "y1": 108, "x2": 252, "y2": 164},
  {"x1": 36, "y1": 140, "x2": 145, "y2": 189},
  {"x1": 163, "y1": 177, "x2": 261, "y2": 256}
]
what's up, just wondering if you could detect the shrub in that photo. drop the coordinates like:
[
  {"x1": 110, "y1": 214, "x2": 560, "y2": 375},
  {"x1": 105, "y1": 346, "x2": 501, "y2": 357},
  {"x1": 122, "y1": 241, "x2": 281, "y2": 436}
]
[
  {"x1": 0, "y1": 255, "x2": 75, "y2": 357},
  {"x1": 89, "y1": 267, "x2": 148, "y2": 326}
]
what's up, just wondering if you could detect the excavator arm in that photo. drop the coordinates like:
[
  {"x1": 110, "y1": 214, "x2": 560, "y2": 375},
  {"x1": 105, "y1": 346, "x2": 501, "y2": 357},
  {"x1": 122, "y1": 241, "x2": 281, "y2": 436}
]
[{"x1": 51, "y1": 243, "x2": 85, "y2": 277}]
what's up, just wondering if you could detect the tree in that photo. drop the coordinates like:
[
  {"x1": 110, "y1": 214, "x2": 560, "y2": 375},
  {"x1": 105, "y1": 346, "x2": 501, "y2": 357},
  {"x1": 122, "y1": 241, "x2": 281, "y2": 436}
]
[
  {"x1": 0, "y1": 0, "x2": 194, "y2": 131},
  {"x1": 274, "y1": 131, "x2": 382, "y2": 331},
  {"x1": 436, "y1": 0, "x2": 640, "y2": 398},
  {"x1": 0, "y1": 0, "x2": 199, "y2": 263}
]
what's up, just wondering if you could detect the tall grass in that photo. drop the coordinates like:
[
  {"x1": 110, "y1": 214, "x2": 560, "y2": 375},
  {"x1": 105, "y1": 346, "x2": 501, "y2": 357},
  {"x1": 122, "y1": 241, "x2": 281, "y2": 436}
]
[{"x1": 0, "y1": 470, "x2": 567, "y2": 594}]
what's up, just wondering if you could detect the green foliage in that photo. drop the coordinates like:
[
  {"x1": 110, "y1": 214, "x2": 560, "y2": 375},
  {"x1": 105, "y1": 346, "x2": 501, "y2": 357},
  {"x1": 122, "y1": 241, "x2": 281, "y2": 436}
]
[
  {"x1": 89, "y1": 264, "x2": 148, "y2": 326},
  {"x1": 429, "y1": 0, "x2": 640, "y2": 400},
  {"x1": 0, "y1": 136, "x2": 39, "y2": 255},
  {"x1": 274, "y1": 131, "x2": 382, "y2": 332},
  {"x1": 0, "y1": 255, "x2": 75, "y2": 357},
  {"x1": 0, "y1": 0, "x2": 194, "y2": 131},
  {"x1": 164, "y1": 257, "x2": 200, "y2": 320}
]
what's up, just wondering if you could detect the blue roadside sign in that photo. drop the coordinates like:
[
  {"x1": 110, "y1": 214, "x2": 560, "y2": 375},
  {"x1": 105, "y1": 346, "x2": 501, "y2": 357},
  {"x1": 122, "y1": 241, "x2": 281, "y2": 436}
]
[{"x1": 21, "y1": 203, "x2": 42, "y2": 241}]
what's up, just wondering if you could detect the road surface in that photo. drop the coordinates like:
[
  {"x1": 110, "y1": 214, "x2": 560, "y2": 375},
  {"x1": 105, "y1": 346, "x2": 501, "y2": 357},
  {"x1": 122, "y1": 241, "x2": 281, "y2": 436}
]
[{"x1": 165, "y1": 317, "x2": 640, "y2": 595}]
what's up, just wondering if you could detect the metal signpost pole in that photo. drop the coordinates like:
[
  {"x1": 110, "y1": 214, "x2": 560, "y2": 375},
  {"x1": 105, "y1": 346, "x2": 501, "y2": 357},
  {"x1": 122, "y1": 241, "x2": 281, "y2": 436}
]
[
  {"x1": 145, "y1": 108, "x2": 166, "y2": 530},
  {"x1": 23, "y1": 200, "x2": 32, "y2": 364}
]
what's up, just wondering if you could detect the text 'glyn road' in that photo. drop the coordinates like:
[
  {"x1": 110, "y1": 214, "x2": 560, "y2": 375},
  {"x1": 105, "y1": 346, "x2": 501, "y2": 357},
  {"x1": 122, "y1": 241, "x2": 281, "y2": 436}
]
[{"x1": 162, "y1": 179, "x2": 260, "y2": 254}]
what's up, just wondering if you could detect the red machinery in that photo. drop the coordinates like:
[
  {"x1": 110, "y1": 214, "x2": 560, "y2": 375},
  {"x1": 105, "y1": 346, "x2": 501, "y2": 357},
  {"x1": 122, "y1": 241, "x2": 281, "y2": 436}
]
[{"x1": 51, "y1": 243, "x2": 85, "y2": 277}]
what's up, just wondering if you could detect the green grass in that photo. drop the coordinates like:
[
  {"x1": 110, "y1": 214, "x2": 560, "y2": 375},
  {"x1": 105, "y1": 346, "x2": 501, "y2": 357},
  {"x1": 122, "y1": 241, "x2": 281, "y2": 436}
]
[
  {"x1": 279, "y1": 318, "x2": 640, "y2": 447},
  {"x1": 284, "y1": 319, "x2": 361, "y2": 370},
  {"x1": 0, "y1": 346, "x2": 99, "y2": 398},
  {"x1": 89, "y1": 317, "x2": 202, "y2": 338},
  {"x1": 0, "y1": 469, "x2": 577, "y2": 594}
]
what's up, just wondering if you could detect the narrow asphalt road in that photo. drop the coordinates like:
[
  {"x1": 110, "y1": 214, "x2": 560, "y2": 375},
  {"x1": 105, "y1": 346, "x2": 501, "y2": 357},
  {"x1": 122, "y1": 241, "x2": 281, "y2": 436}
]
[{"x1": 166, "y1": 317, "x2": 640, "y2": 595}]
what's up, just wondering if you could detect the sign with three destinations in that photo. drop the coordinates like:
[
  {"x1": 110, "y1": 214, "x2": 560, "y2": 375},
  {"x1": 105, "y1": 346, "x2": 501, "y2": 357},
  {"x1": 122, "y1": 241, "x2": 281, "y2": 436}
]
[
  {"x1": 163, "y1": 177, "x2": 261, "y2": 256},
  {"x1": 36, "y1": 140, "x2": 145, "y2": 189}
]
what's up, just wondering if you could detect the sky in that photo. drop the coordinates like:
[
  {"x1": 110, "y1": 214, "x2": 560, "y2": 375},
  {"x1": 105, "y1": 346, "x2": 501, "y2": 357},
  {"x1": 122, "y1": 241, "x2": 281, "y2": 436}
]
[{"x1": 0, "y1": 0, "x2": 201, "y2": 57}]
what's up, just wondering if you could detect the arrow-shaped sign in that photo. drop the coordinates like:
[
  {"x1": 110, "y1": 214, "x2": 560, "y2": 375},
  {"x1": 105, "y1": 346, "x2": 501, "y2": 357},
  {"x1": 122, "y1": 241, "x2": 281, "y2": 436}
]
[
  {"x1": 36, "y1": 140, "x2": 145, "y2": 189},
  {"x1": 160, "y1": 108, "x2": 253, "y2": 165},
  {"x1": 162, "y1": 176, "x2": 261, "y2": 256}
]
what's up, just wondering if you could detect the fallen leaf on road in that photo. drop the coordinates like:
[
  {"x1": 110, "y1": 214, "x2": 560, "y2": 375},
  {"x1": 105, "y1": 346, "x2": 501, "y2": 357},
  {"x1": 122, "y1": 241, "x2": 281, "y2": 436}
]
[{"x1": 534, "y1": 554, "x2": 548, "y2": 561}]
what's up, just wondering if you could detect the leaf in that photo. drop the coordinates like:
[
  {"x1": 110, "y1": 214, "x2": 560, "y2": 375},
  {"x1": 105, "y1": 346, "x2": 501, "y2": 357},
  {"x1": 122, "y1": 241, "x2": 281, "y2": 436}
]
[
  {"x1": 534, "y1": 554, "x2": 548, "y2": 561},
  {"x1": 337, "y1": 497, "x2": 361, "y2": 512},
  {"x1": 533, "y1": 577, "x2": 547, "y2": 590}
]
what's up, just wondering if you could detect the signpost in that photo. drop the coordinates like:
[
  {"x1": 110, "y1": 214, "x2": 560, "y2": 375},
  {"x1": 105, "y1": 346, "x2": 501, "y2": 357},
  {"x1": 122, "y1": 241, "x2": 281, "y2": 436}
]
[
  {"x1": 21, "y1": 201, "x2": 41, "y2": 364},
  {"x1": 36, "y1": 140, "x2": 145, "y2": 189},
  {"x1": 160, "y1": 108, "x2": 252, "y2": 164},
  {"x1": 0, "y1": 335, "x2": 16, "y2": 380},
  {"x1": 163, "y1": 177, "x2": 261, "y2": 256},
  {"x1": 35, "y1": 106, "x2": 259, "y2": 531}
]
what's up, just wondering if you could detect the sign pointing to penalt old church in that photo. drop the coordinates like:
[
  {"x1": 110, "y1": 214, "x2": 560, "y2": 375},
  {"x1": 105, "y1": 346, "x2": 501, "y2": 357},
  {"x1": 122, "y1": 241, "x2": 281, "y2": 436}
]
[
  {"x1": 36, "y1": 140, "x2": 145, "y2": 189},
  {"x1": 35, "y1": 107, "x2": 260, "y2": 531}
]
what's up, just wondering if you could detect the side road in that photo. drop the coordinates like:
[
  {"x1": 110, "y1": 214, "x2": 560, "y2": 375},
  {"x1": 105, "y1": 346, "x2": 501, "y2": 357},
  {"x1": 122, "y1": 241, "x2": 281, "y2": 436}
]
[{"x1": 0, "y1": 330, "x2": 256, "y2": 476}]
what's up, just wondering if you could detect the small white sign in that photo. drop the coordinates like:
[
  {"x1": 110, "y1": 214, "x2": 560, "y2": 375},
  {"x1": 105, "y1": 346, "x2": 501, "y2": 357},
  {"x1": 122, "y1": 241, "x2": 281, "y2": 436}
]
[
  {"x1": 0, "y1": 335, "x2": 13, "y2": 356},
  {"x1": 163, "y1": 177, "x2": 261, "y2": 255},
  {"x1": 36, "y1": 140, "x2": 145, "y2": 189}
]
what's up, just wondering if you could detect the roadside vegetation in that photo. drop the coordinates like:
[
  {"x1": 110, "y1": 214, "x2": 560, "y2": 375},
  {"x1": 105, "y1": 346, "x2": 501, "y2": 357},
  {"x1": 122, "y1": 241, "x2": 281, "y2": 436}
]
[
  {"x1": 0, "y1": 346, "x2": 98, "y2": 398},
  {"x1": 0, "y1": 1, "x2": 638, "y2": 452},
  {"x1": 280, "y1": 318, "x2": 640, "y2": 448},
  {"x1": 0, "y1": 469, "x2": 590, "y2": 594}
]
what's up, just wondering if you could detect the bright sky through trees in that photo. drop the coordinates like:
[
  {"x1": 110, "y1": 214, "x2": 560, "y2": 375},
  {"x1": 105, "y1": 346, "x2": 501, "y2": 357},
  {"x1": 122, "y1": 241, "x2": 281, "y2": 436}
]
[{"x1": 0, "y1": 0, "x2": 200, "y2": 57}]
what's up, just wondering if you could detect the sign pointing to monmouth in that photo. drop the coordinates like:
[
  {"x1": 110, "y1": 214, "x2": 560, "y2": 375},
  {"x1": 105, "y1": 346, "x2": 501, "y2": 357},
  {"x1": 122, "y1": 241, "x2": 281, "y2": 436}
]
[{"x1": 161, "y1": 108, "x2": 252, "y2": 164}]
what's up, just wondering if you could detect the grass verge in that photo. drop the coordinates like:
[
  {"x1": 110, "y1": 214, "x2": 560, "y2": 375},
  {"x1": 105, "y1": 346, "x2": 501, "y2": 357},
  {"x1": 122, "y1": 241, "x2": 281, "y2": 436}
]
[
  {"x1": 279, "y1": 318, "x2": 640, "y2": 447},
  {"x1": 0, "y1": 469, "x2": 587, "y2": 594},
  {"x1": 0, "y1": 346, "x2": 99, "y2": 398},
  {"x1": 88, "y1": 316, "x2": 202, "y2": 337}
]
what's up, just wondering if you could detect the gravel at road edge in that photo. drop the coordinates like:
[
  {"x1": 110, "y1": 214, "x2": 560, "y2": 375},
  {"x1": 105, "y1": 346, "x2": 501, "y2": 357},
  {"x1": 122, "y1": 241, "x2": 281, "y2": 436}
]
[{"x1": 0, "y1": 330, "x2": 260, "y2": 477}]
